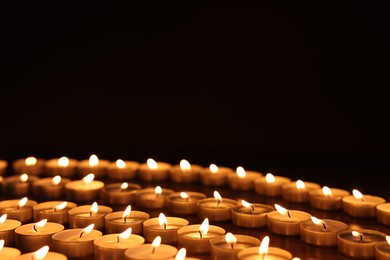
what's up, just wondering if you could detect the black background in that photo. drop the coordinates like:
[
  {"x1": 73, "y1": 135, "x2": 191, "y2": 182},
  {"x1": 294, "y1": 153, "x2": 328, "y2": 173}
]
[{"x1": 1, "y1": 2, "x2": 389, "y2": 197}]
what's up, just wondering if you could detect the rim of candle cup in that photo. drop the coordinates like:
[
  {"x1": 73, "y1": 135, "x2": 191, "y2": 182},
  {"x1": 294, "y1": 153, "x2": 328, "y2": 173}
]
[
  {"x1": 0, "y1": 218, "x2": 22, "y2": 231},
  {"x1": 337, "y1": 229, "x2": 387, "y2": 245},
  {"x1": 68, "y1": 205, "x2": 113, "y2": 219},
  {"x1": 102, "y1": 183, "x2": 141, "y2": 194},
  {"x1": 108, "y1": 160, "x2": 140, "y2": 170},
  {"x1": 210, "y1": 234, "x2": 261, "y2": 253},
  {"x1": 267, "y1": 210, "x2": 311, "y2": 224},
  {"x1": 0, "y1": 247, "x2": 21, "y2": 258},
  {"x1": 124, "y1": 243, "x2": 178, "y2": 260},
  {"x1": 177, "y1": 224, "x2": 226, "y2": 240},
  {"x1": 14, "y1": 251, "x2": 67, "y2": 260},
  {"x1": 143, "y1": 217, "x2": 189, "y2": 231},
  {"x1": 0, "y1": 199, "x2": 38, "y2": 212},
  {"x1": 231, "y1": 203, "x2": 274, "y2": 228},
  {"x1": 342, "y1": 194, "x2": 386, "y2": 205},
  {"x1": 196, "y1": 197, "x2": 238, "y2": 209},
  {"x1": 167, "y1": 191, "x2": 207, "y2": 204},
  {"x1": 170, "y1": 163, "x2": 203, "y2": 173},
  {"x1": 237, "y1": 246, "x2": 293, "y2": 259},
  {"x1": 300, "y1": 219, "x2": 349, "y2": 247},
  {"x1": 45, "y1": 158, "x2": 79, "y2": 168},
  {"x1": 375, "y1": 241, "x2": 390, "y2": 256},
  {"x1": 282, "y1": 181, "x2": 321, "y2": 191},
  {"x1": 15, "y1": 221, "x2": 65, "y2": 236},
  {"x1": 139, "y1": 161, "x2": 172, "y2": 170},
  {"x1": 309, "y1": 187, "x2": 351, "y2": 198},
  {"x1": 200, "y1": 166, "x2": 234, "y2": 175},
  {"x1": 65, "y1": 179, "x2": 105, "y2": 191},
  {"x1": 94, "y1": 233, "x2": 145, "y2": 249},
  {"x1": 135, "y1": 187, "x2": 175, "y2": 197},
  {"x1": 105, "y1": 210, "x2": 150, "y2": 234},
  {"x1": 52, "y1": 228, "x2": 103, "y2": 243},
  {"x1": 78, "y1": 158, "x2": 111, "y2": 167}
]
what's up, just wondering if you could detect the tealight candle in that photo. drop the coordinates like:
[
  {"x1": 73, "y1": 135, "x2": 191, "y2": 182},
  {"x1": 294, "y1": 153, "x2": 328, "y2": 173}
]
[
  {"x1": 337, "y1": 229, "x2": 387, "y2": 259},
  {"x1": 0, "y1": 198, "x2": 37, "y2": 223},
  {"x1": 68, "y1": 202, "x2": 113, "y2": 231},
  {"x1": 177, "y1": 218, "x2": 226, "y2": 254},
  {"x1": 376, "y1": 203, "x2": 390, "y2": 226},
  {"x1": 52, "y1": 224, "x2": 102, "y2": 259},
  {"x1": 33, "y1": 201, "x2": 77, "y2": 225},
  {"x1": 2, "y1": 174, "x2": 39, "y2": 197},
  {"x1": 65, "y1": 173, "x2": 104, "y2": 203},
  {"x1": 138, "y1": 158, "x2": 172, "y2": 182},
  {"x1": 0, "y1": 160, "x2": 8, "y2": 176},
  {"x1": 231, "y1": 200, "x2": 274, "y2": 228},
  {"x1": 172, "y1": 248, "x2": 203, "y2": 260},
  {"x1": 12, "y1": 157, "x2": 46, "y2": 176},
  {"x1": 31, "y1": 175, "x2": 71, "y2": 200},
  {"x1": 375, "y1": 236, "x2": 390, "y2": 260},
  {"x1": 135, "y1": 186, "x2": 174, "y2": 209},
  {"x1": 0, "y1": 239, "x2": 21, "y2": 259},
  {"x1": 107, "y1": 159, "x2": 140, "y2": 181},
  {"x1": 101, "y1": 182, "x2": 141, "y2": 207},
  {"x1": 167, "y1": 191, "x2": 207, "y2": 215},
  {"x1": 105, "y1": 205, "x2": 150, "y2": 235},
  {"x1": 78, "y1": 154, "x2": 110, "y2": 179},
  {"x1": 45, "y1": 156, "x2": 78, "y2": 178},
  {"x1": 308, "y1": 186, "x2": 350, "y2": 211},
  {"x1": 267, "y1": 204, "x2": 311, "y2": 236},
  {"x1": 227, "y1": 166, "x2": 262, "y2": 191},
  {"x1": 14, "y1": 246, "x2": 67, "y2": 260},
  {"x1": 300, "y1": 216, "x2": 348, "y2": 247},
  {"x1": 94, "y1": 228, "x2": 145, "y2": 260},
  {"x1": 169, "y1": 159, "x2": 202, "y2": 183},
  {"x1": 143, "y1": 213, "x2": 189, "y2": 244},
  {"x1": 15, "y1": 219, "x2": 64, "y2": 252},
  {"x1": 342, "y1": 189, "x2": 386, "y2": 218},
  {"x1": 199, "y1": 164, "x2": 233, "y2": 186},
  {"x1": 0, "y1": 214, "x2": 22, "y2": 246},
  {"x1": 124, "y1": 236, "x2": 178, "y2": 260},
  {"x1": 281, "y1": 180, "x2": 320, "y2": 203},
  {"x1": 237, "y1": 236, "x2": 293, "y2": 260},
  {"x1": 210, "y1": 233, "x2": 260, "y2": 260},
  {"x1": 196, "y1": 191, "x2": 238, "y2": 222},
  {"x1": 254, "y1": 173, "x2": 292, "y2": 197}
]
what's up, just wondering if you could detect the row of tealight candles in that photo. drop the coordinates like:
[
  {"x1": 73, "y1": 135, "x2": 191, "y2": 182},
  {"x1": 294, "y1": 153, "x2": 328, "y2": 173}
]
[{"x1": 0, "y1": 155, "x2": 390, "y2": 259}]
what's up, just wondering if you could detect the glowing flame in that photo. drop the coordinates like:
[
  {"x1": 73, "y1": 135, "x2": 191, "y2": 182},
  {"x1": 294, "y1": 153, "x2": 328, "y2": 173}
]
[
  {"x1": 296, "y1": 180, "x2": 305, "y2": 190},
  {"x1": 322, "y1": 186, "x2": 332, "y2": 197},
  {"x1": 0, "y1": 214, "x2": 7, "y2": 224},
  {"x1": 353, "y1": 189, "x2": 364, "y2": 201},
  {"x1": 209, "y1": 164, "x2": 219, "y2": 173},
  {"x1": 89, "y1": 154, "x2": 99, "y2": 167},
  {"x1": 54, "y1": 202, "x2": 67, "y2": 211},
  {"x1": 116, "y1": 159, "x2": 126, "y2": 168},
  {"x1": 274, "y1": 204, "x2": 289, "y2": 217},
  {"x1": 33, "y1": 219, "x2": 47, "y2": 232},
  {"x1": 386, "y1": 236, "x2": 390, "y2": 246},
  {"x1": 0, "y1": 239, "x2": 4, "y2": 252},
  {"x1": 33, "y1": 246, "x2": 49, "y2": 260},
  {"x1": 90, "y1": 202, "x2": 98, "y2": 215},
  {"x1": 311, "y1": 216, "x2": 327, "y2": 230},
  {"x1": 265, "y1": 173, "x2": 275, "y2": 183},
  {"x1": 180, "y1": 192, "x2": 189, "y2": 200},
  {"x1": 83, "y1": 173, "x2": 95, "y2": 184},
  {"x1": 82, "y1": 224, "x2": 94, "y2": 235},
  {"x1": 225, "y1": 232, "x2": 237, "y2": 245},
  {"x1": 18, "y1": 197, "x2": 28, "y2": 208},
  {"x1": 236, "y1": 166, "x2": 246, "y2": 178},
  {"x1": 122, "y1": 205, "x2": 131, "y2": 219},
  {"x1": 151, "y1": 236, "x2": 161, "y2": 252},
  {"x1": 147, "y1": 158, "x2": 158, "y2": 169},
  {"x1": 241, "y1": 200, "x2": 252, "y2": 208},
  {"x1": 121, "y1": 182, "x2": 129, "y2": 190},
  {"x1": 179, "y1": 159, "x2": 191, "y2": 171},
  {"x1": 175, "y1": 248, "x2": 187, "y2": 260},
  {"x1": 58, "y1": 157, "x2": 69, "y2": 167},
  {"x1": 155, "y1": 186, "x2": 162, "y2": 196},
  {"x1": 119, "y1": 227, "x2": 132, "y2": 239},
  {"x1": 20, "y1": 173, "x2": 28, "y2": 182},
  {"x1": 259, "y1": 236, "x2": 269, "y2": 255},
  {"x1": 25, "y1": 157, "x2": 37, "y2": 166},
  {"x1": 214, "y1": 191, "x2": 222, "y2": 205},
  {"x1": 52, "y1": 175, "x2": 62, "y2": 185},
  {"x1": 199, "y1": 218, "x2": 209, "y2": 236},
  {"x1": 352, "y1": 231, "x2": 364, "y2": 241},
  {"x1": 158, "y1": 213, "x2": 168, "y2": 229}
]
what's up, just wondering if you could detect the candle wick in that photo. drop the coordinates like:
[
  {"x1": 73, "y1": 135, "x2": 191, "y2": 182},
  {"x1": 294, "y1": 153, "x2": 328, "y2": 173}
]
[
  {"x1": 261, "y1": 253, "x2": 265, "y2": 260},
  {"x1": 322, "y1": 222, "x2": 327, "y2": 231},
  {"x1": 117, "y1": 236, "x2": 120, "y2": 243},
  {"x1": 124, "y1": 217, "x2": 127, "y2": 223},
  {"x1": 251, "y1": 205, "x2": 255, "y2": 212},
  {"x1": 16, "y1": 205, "x2": 20, "y2": 210},
  {"x1": 217, "y1": 200, "x2": 221, "y2": 207},
  {"x1": 33, "y1": 224, "x2": 38, "y2": 232},
  {"x1": 230, "y1": 243, "x2": 234, "y2": 249},
  {"x1": 79, "y1": 231, "x2": 84, "y2": 238},
  {"x1": 287, "y1": 210, "x2": 291, "y2": 219},
  {"x1": 199, "y1": 230, "x2": 203, "y2": 238},
  {"x1": 164, "y1": 223, "x2": 166, "y2": 230},
  {"x1": 152, "y1": 246, "x2": 156, "y2": 254},
  {"x1": 90, "y1": 211, "x2": 93, "y2": 217},
  {"x1": 360, "y1": 234, "x2": 364, "y2": 242}
]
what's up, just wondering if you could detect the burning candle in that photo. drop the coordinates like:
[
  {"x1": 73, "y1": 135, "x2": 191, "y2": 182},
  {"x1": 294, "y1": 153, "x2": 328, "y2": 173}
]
[
  {"x1": 68, "y1": 202, "x2": 113, "y2": 231},
  {"x1": 308, "y1": 186, "x2": 350, "y2": 211},
  {"x1": 199, "y1": 164, "x2": 233, "y2": 187},
  {"x1": 2, "y1": 173, "x2": 39, "y2": 197},
  {"x1": 196, "y1": 191, "x2": 238, "y2": 222},
  {"x1": 210, "y1": 233, "x2": 260, "y2": 260},
  {"x1": 237, "y1": 235, "x2": 293, "y2": 260},
  {"x1": 281, "y1": 180, "x2": 320, "y2": 203},
  {"x1": 65, "y1": 173, "x2": 104, "y2": 203},
  {"x1": 31, "y1": 175, "x2": 71, "y2": 200},
  {"x1": 124, "y1": 236, "x2": 178, "y2": 260},
  {"x1": 138, "y1": 158, "x2": 172, "y2": 182},
  {"x1": 375, "y1": 236, "x2": 390, "y2": 260},
  {"x1": 254, "y1": 173, "x2": 292, "y2": 197},
  {"x1": 15, "y1": 219, "x2": 64, "y2": 252},
  {"x1": 33, "y1": 201, "x2": 77, "y2": 225},
  {"x1": 337, "y1": 229, "x2": 387, "y2": 258},
  {"x1": 169, "y1": 159, "x2": 202, "y2": 183},
  {"x1": 267, "y1": 204, "x2": 311, "y2": 236},
  {"x1": 0, "y1": 239, "x2": 21, "y2": 259},
  {"x1": 52, "y1": 224, "x2": 102, "y2": 259},
  {"x1": 78, "y1": 154, "x2": 110, "y2": 179},
  {"x1": 167, "y1": 191, "x2": 207, "y2": 215},
  {"x1": 107, "y1": 159, "x2": 140, "y2": 181},
  {"x1": 45, "y1": 156, "x2": 78, "y2": 178},
  {"x1": 12, "y1": 157, "x2": 46, "y2": 176},
  {"x1": 0, "y1": 198, "x2": 37, "y2": 223},
  {"x1": 135, "y1": 186, "x2": 174, "y2": 209},
  {"x1": 143, "y1": 213, "x2": 189, "y2": 244},
  {"x1": 0, "y1": 214, "x2": 22, "y2": 246},
  {"x1": 300, "y1": 216, "x2": 348, "y2": 247},
  {"x1": 0, "y1": 160, "x2": 8, "y2": 176},
  {"x1": 172, "y1": 248, "x2": 202, "y2": 260},
  {"x1": 105, "y1": 205, "x2": 150, "y2": 235},
  {"x1": 101, "y1": 182, "x2": 141, "y2": 207},
  {"x1": 231, "y1": 200, "x2": 274, "y2": 228},
  {"x1": 177, "y1": 218, "x2": 226, "y2": 254},
  {"x1": 376, "y1": 203, "x2": 390, "y2": 226},
  {"x1": 342, "y1": 189, "x2": 386, "y2": 218},
  {"x1": 227, "y1": 166, "x2": 262, "y2": 191},
  {"x1": 14, "y1": 245, "x2": 67, "y2": 260}
]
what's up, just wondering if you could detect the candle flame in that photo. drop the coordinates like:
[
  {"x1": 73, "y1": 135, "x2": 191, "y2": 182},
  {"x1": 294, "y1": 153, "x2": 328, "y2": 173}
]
[
  {"x1": 83, "y1": 173, "x2": 95, "y2": 184},
  {"x1": 0, "y1": 214, "x2": 7, "y2": 224},
  {"x1": 18, "y1": 197, "x2": 28, "y2": 208},
  {"x1": 265, "y1": 173, "x2": 275, "y2": 183},
  {"x1": 236, "y1": 166, "x2": 246, "y2": 178},
  {"x1": 180, "y1": 192, "x2": 189, "y2": 200},
  {"x1": 52, "y1": 175, "x2": 62, "y2": 185},
  {"x1": 33, "y1": 245, "x2": 49, "y2": 260},
  {"x1": 274, "y1": 204, "x2": 290, "y2": 218},
  {"x1": 122, "y1": 205, "x2": 131, "y2": 219},
  {"x1": 241, "y1": 200, "x2": 252, "y2": 208},
  {"x1": 25, "y1": 157, "x2": 37, "y2": 166},
  {"x1": 158, "y1": 213, "x2": 168, "y2": 229},
  {"x1": 225, "y1": 232, "x2": 237, "y2": 244},
  {"x1": 296, "y1": 180, "x2": 305, "y2": 190},
  {"x1": 20, "y1": 173, "x2": 28, "y2": 182},
  {"x1": 386, "y1": 236, "x2": 390, "y2": 246},
  {"x1": 199, "y1": 218, "x2": 209, "y2": 236},
  {"x1": 258, "y1": 236, "x2": 269, "y2": 255},
  {"x1": 151, "y1": 236, "x2": 161, "y2": 253},
  {"x1": 90, "y1": 202, "x2": 98, "y2": 215},
  {"x1": 33, "y1": 219, "x2": 47, "y2": 232},
  {"x1": 54, "y1": 202, "x2": 67, "y2": 211},
  {"x1": 209, "y1": 164, "x2": 219, "y2": 173},
  {"x1": 147, "y1": 158, "x2": 158, "y2": 169},
  {"x1": 81, "y1": 224, "x2": 95, "y2": 235},
  {"x1": 322, "y1": 186, "x2": 332, "y2": 197},
  {"x1": 0, "y1": 239, "x2": 4, "y2": 252},
  {"x1": 119, "y1": 227, "x2": 132, "y2": 239},
  {"x1": 58, "y1": 156, "x2": 69, "y2": 167},
  {"x1": 352, "y1": 189, "x2": 364, "y2": 201},
  {"x1": 180, "y1": 159, "x2": 191, "y2": 171},
  {"x1": 155, "y1": 186, "x2": 162, "y2": 196},
  {"x1": 116, "y1": 159, "x2": 126, "y2": 168},
  {"x1": 352, "y1": 231, "x2": 364, "y2": 241},
  {"x1": 175, "y1": 248, "x2": 187, "y2": 260},
  {"x1": 121, "y1": 182, "x2": 129, "y2": 190},
  {"x1": 89, "y1": 154, "x2": 99, "y2": 167},
  {"x1": 311, "y1": 216, "x2": 327, "y2": 230},
  {"x1": 213, "y1": 191, "x2": 222, "y2": 205}
]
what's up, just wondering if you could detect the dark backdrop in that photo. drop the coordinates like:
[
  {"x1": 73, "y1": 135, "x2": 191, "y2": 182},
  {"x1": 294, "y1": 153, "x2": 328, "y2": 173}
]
[{"x1": 1, "y1": 2, "x2": 389, "y2": 196}]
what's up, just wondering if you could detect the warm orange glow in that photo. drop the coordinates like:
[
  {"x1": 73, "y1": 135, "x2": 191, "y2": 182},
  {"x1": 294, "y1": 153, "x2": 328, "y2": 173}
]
[
  {"x1": 151, "y1": 236, "x2": 161, "y2": 253},
  {"x1": 58, "y1": 156, "x2": 69, "y2": 167},
  {"x1": 33, "y1": 219, "x2": 47, "y2": 232},
  {"x1": 213, "y1": 191, "x2": 222, "y2": 205},
  {"x1": 352, "y1": 231, "x2": 364, "y2": 241},
  {"x1": 0, "y1": 239, "x2": 4, "y2": 252},
  {"x1": 116, "y1": 159, "x2": 126, "y2": 168},
  {"x1": 90, "y1": 202, "x2": 98, "y2": 215},
  {"x1": 121, "y1": 182, "x2": 129, "y2": 190},
  {"x1": 265, "y1": 173, "x2": 275, "y2": 183},
  {"x1": 55, "y1": 202, "x2": 67, "y2": 211},
  {"x1": 52, "y1": 175, "x2": 62, "y2": 185},
  {"x1": 20, "y1": 173, "x2": 28, "y2": 182},
  {"x1": 175, "y1": 248, "x2": 187, "y2": 260},
  {"x1": 89, "y1": 154, "x2": 99, "y2": 167},
  {"x1": 155, "y1": 186, "x2": 162, "y2": 196},
  {"x1": 311, "y1": 216, "x2": 327, "y2": 230},
  {"x1": 119, "y1": 227, "x2": 132, "y2": 239},
  {"x1": 241, "y1": 200, "x2": 252, "y2": 208},
  {"x1": 179, "y1": 159, "x2": 191, "y2": 171},
  {"x1": 83, "y1": 173, "x2": 95, "y2": 184},
  {"x1": 25, "y1": 157, "x2": 37, "y2": 166},
  {"x1": 296, "y1": 180, "x2": 305, "y2": 190},
  {"x1": 258, "y1": 236, "x2": 269, "y2": 255},
  {"x1": 353, "y1": 189, "x2": 364, "y2": 201},
  {"x1": 322, "y1": 186, "x2": 332, "y2": 197},
  {"x1": 122, "y1": 205, "x2": 131, "y2": 219},
  {"x1": 33, "y1": 245, "x2": 49, "y2": 259},
  {"x1": 82, "y1": 224, "x2": 95, "y2": 234},
  {"x1": 199, "y1": 218, "x2": 209, "y2": 236},
  {"x1": 274, "y1": 204, "x2": 290, "y2": 217},
  {"x1": 180, "y1": 192, "x2": 189, "y2": 200},
  {"x1": 0, "y1": 214, "x2": 7, "y2": 224},
  {"x1": 225, "y1": 232, "x2": 237, "y2": 245},
  {"x1": 236, "y1": 166, "x2": 246, "y2": 178},
  {"x1": 209, "y1": 164, "x2": 219, "y2": 173},
  {"x1": 386, "y1": 236, "x2": 390, "y2": 246},
  {"x1": 158, "y1": 213, "x2": 168, "y2": 229},
  {"x1": 147, "y1": 158, "x2": 158, "y2": 169},
  {"x1": 18, "y1": 197, "x2": 28, "y2": 208}
]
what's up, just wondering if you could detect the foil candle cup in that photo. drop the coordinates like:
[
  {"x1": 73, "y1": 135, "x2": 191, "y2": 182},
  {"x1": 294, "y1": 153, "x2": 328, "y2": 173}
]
[
  {"x1": 0, "y1": 214, "x2": 22, "y2": 246},
  {"x1": 2, "y1": 174, "x2": 39, "y2": 197},
  {"x1": 135, "y1": 186, "x2": 174, "y2": 209},
  {"x1": 101, "y1": 182, "x2": 141, "y2": 207},
  {"x1": 0, "y1": 239, "x2": 21, "y2": 259},
  {"x1": 167, "y1": 191, "x2": 207, "y2": 215},
  {"x1": 231, "y1": 200, "x2": 274, "y2": 228},
  {"x1": 12, "y1": 157, "x2": 46, "y2": 176},
  {"x1": 31, "y1": 176, "x2": 71, "y2": 200},
  {"x1": 78, "y1": 154, "x2": 110, "y2": 179},
  {"x1": 169, "y1": 159, "x2": 202, "y2": 183},
  {"x1": 105, "y1": 205, "x2": 150, "y2": 235},
  {"x1": 281, "y1": 180, "x2": 320, "y2": 203},
  {"x1": 227, "y1": 166, "x2": 262, "y2": 191},
  {"x1": 14, "y1": 246, "x2": 66, "y2": 260},
  {"x1": 342, "y1": 189, "x2": 386, "y2": 218},
  {"x1": 308, "y1": 186, "x2": 350, "y2": 211},
  {"x1": 196, "y1": 191, "x2": 237, "y2": 222},
  {"x1": 45, "y1": 156, "x2": 78, "y2": 178},
  {"x1": 124, "y1": 236, "x2": 178, "y2": 260},
  {"x1": 0, "y1": 198, "x2": 37, "y2": 224},
  {"x1": 33, "y1": 201, "x2": 77, "y2": 225},
  {"x1": 237, "y1": 236, "x2": 293, "y2": 260},
  {"x1": 65, "y1": 173, "x2": 104, "y2": 203},
  {"x1": 199, "y1": 164, "x2": 233, "y2": 187},
  {"x1": 254, "y1": 173, "x2": 292, "y2": 197},
  {"x1": 68, "y1": 202, "x2": 113, "y2": 231},
  {"x1": 138, "y1": 158, "x2": 172, "y2": 182},
  {"x1": 210, "y1": 233, "x2": 260, "y2": 260},
  {"x1": 107, "y1": 159, "x2": 140, "y2": 181},
  {"x1": 375, "y1": 236, "x2": 390, "y2": 260},
  {"x1": 376, "y1": 203, "x2": 390, "y2": 226}
]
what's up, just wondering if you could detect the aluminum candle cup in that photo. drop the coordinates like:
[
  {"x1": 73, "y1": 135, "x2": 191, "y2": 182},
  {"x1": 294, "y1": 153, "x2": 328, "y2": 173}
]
[
  {"x1": 101, "y1": 183, "x2": 141, "y2": 206},
  {"x1": 210, "y1": 234, "x2": 260, "y2": 260},
  {"x1": 231, "y1": 203, "x2": 273, "y2": 228},
  {"x1": 138, "y1": 160, "x2": 172, "y2": 182},
  {"x1": 12, "y1": 157, "x2": 46, "y2": 176},
  {"x1": 167, "y1": 192, "x2": 207, "y2": 215},
  {"x1": 0, "y1": 217, "x2": 22, "y2": 246},
  {"x1": 135, "y1": 187, "x2": 174, "y2": 209},
  {"x1": 124, "y1": 242, "x2": 178, "y2": 260},
  {"x1": 0, "y1": 246, "x2": 21, "y2": 259},
  {"x1": 45, "y1": 157, "x2": 78, "y2": 178},
  {"x1": 281, "y1": 181, "x2": 321, "y2": 203},
  {"x1": 300, "y1": 218, "x2": 348, "y2": 247},
  {"x1": 196, "y1": 198, "x2": 237, "y2": 222},
  {"x1": 31, "y1": 177, "x2": 71, "y2": 200},
  {"x1": 337, "y1": 229, "x2": 387, "y2": 259},
  {"x1": 237, "y1": 246, "x2": 293, "y2": 260},
  {"x1": 0, "y1": 199, "x2": 37, "y2": 224},
  {"x1": 105, "y1": 210, "x2": 150, "y2": 235},
  {"x1": 376, "y1": 203, "x2": 390, "y2": 226},
  {"x1": 199, "y1": 166, "x2": 233, "y2": 187},
  {"x1": 68, "y1": 204, "x2": 113, "y2": 231},
  {"x1": 107, "y1": 160, "x2": 140, "y2": 181},
  {"x1": 77, "y1": 155, "x2": 110, "y2": 179},
  {"x1": 169, "y1": 162, "x2": 202, "y2": 183},
  {"x1": 2, "y1": 175, "x2": 39, "y2": 197},
  {"x1": 143, "y1": 216, "x2": 189, "y2": 244},
  {"x1": 254, "y1": 174, "x2": 291, "y2": 197},
  {"x1": 375, "y1": 240, "x2": 390, "y2": 260},
  {"x1": 342, "y1": 193, "x2": 386, "y2": 218},
  {"x1": 33, "y1": 201, "x2": 77, "y2": 225},
  {"x1": 308, "y1": 187, "x2": 350, "y2": 210},
  {"x1": 227, "y1": 168, "x2": 262, "y2": 191},
  {"x1": 15, "y1": 221, "x2": 64, "y2": 252},
  {"x1": 65, "y1": 177, "x2": 104, "y2": 203},
  {"x1": 52, "y1": 228, "x2": 103, "y2": 259},
  {"x1": 267, "y1": 208, "x2": 311, "y2": 236}
]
